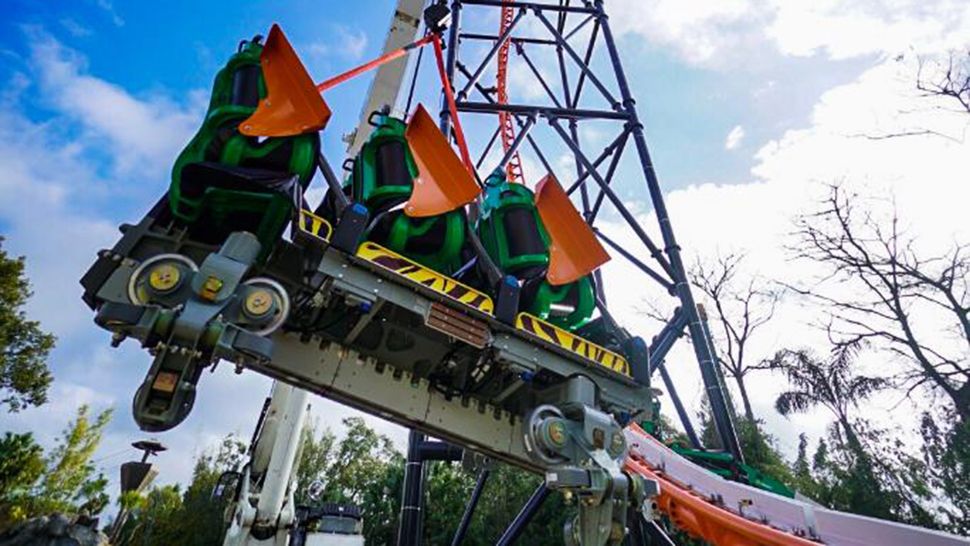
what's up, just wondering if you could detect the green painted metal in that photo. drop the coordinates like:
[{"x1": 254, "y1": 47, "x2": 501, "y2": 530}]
[
  {"x1": 641, "y1": 413, "x2": 795, "y2": 499},
  {"x1": 169, "y1": 38, "x2": 319, "y2": 253},
  {"x1": 477, "y1": 173, "x2": 550, "y2": 276},
  {"x1": 351, "y1": 112, "x2": 467, "y2": 275},
  {"x1": 476, "y1": 172, "x2": 595, "y2": 331},
  {"x1": 351, "y1": 114, "x2": 417, "y2": 209}
]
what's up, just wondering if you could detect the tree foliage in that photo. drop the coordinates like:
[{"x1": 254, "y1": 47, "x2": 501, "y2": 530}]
[
  {"x1": 0, "y1": 237, "x2": 55, "y2": 412},
  {"x1": 0, "y1": 405, "x2": 113, "y2": 531},
  {"x1": 117, "y1": 435, "x2": 245, "y2": 546}
]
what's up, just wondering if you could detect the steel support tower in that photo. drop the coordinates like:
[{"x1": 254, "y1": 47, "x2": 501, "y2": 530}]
[{"x1": 402, "y1": 1, "x2": 743, "y2": 543}]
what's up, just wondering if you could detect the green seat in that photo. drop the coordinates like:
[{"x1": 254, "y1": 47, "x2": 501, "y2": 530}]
[
  {"x1": 169, "y1": 37, "x2": 319, "y2": 255},
  {"x1": 476, "y1": 172, "x2": 595, "y2": 330},
  {"x1": 350, "y1": 112, "x2": 467, "y2": 276}
]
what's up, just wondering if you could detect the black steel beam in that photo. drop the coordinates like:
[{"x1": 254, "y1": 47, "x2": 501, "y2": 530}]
[
  {"x1": 593, "y1": 229, "x2": 673, "y2": 293},
  {"x1": 564, "y1": 127, "x2": 627, "y2": 196},
  {"x1": 587, "y1": 128, "x2": 629, "y2": 224},
  {"x1": 450, "y1": 468, "x2": 491, "y2": 546},
  {"x1": 533, "y1": 8, "x2": 619, "y2": 109},
  {"x1": 458, "y1": 101, "x2": 628, "y2": 120},
  {"x1": 397, "y1": 430, "x2": 427, "y2": 546},
  {"x1": 460, "y1": 0, "x2": 597, "y2": 14},
  {"x1": 460, "y1": 32, "x2": 557, "y2": 46},
  {"x1": 495, "y1": 484, "x2": 551, "y2": 546},
  {"x1": 458, "y1": 8, "x2": 525, "y2": 100},
  {"x1": 594, "y1": 0, "x2": 743, "y2": 462},
  {"x1": 550, "y1": 119, "x2": 675, "y2": 278}
]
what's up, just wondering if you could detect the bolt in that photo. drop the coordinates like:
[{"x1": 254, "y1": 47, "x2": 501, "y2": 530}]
[{"x1": 548, "y1": 420, "x2": 567, "y2": 447}]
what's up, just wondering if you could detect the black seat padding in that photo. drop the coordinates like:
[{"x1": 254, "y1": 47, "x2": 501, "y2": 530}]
[{"x1": 180, "y1": 161, "x2": 299, "y2": 201}]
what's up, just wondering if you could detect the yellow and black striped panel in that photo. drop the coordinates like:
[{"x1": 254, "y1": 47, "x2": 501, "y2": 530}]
[
  {"x1": 296, "y1": 209, "x2": 333, "y2": 244},
  {"x1": 356, "y1": 242, "x2": 494, "y2": 315},
  {"x1": 515, "y1": 313, "x2": 631, "y2": 377}
]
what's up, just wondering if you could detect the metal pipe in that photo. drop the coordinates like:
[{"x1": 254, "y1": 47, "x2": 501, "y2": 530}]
[
  {"x1": 397, "y1": 430, "x2": 427, "y2": 546},
  {"x1": 658, "y1": 363, "x2": 702, "y2": 449},
  {"x1": 647, "y1": 307, "x2": 688, "y2": 371},
  {"x1": 477, "y1": 125, "x2": 503, "y2": 169},
  {"x1": 418, "y1": 440, "x2": 464, "y2": 461},
  {"x1": 593, "y1": 228, "x2": 673, "y2": 293},
  {"x1": 516, "y1": 44, "x2": 564, "y2": 108},
  {"x1": 533, "y1": 9, "x2": 618, "y2": 109},
  {"x1": 454, "y1": 62, "x2": 559, "y2": 178},
  {"x1": 564, "y1": 14, "x2": 595, "y2": 41},
  {"x1": 493, "y1": 114, "x2": 536, "y2": 174},
  {"x1": 458, "y1": 101, "x2": 627, "y2": 120},
  {"x1": 460, "y1": 0, "x2": 596, "y2": 14},
  {"x1": 550, "y1": 119, "x2": 674, "y2": 278},
  {"x1": 439, "y1": 0, "x2": 463, "y2": 133},
  {"x1": 571, "y1": 20, "x2": 601, "y2": 109},
  {"x1": 563, "y1": 128, "x2": 627, "y2": 195},
  {"x1": 495, "y1": 484, "x2": 551, "y2": 546},
  {"x1": 450, "y1": 468, "x2": 490, "y2": 546},
  {"x1": 458, "y1": 8, "x2": 526, "y2": 100},
  {"x1": 594, "y1": 0, "x2": 743, "y2": 462},
  {"x1": 587, "y1": 129, "x2": 629, "y2": 224},
  {"x1": 318, "y1": 153, "x2": 350, "y2": 215},
  {"x1": 460, "y1": 32, "x2": 556, "y2": 46}
]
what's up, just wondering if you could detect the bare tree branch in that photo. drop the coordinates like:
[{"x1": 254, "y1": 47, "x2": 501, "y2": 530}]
[{"x1": 789, "y1": 183, "x2": 970, "y2": 420}]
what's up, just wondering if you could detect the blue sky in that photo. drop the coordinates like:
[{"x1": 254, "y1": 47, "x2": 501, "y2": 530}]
[{"x1": 1, "y1": 0, "x2": 968, "y2": 510}]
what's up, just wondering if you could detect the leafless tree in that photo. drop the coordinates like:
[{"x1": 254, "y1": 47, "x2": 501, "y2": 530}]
[
  {"x1": 788, "y1": 183, "x2": 970, "y2": 420},
  {"x1": 689, "y1": 254, "x2": 780, "y2": 422},
  {"x1": 918, "y1": 50, "x2": 970, "y2": 114}
]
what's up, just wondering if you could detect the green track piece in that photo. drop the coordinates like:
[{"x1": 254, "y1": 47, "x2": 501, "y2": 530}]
[{"x1": 640, "y1": 416, "x2": 795, "y2": 498}]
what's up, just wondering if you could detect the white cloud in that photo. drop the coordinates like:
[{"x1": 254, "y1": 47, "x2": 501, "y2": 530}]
[
  {"x1": 59, "y1": 18, "x2": 93, "y2": 38},
  {"x1": 766, "y1": 0, "x2": 970, "y2": 60},
  {"x1": 336, "y1": 26, "x2": 368, "y2": 60},
  {"x1": 609, "y1": 0, "x2": 764, "y2": 65},
  {"x1": 724, "y1": 124, "x2": 745, "y2": 149},
  {"x1": 595, "y1": 55, "x2": 969, "y2": 453},
  {"x1": 307, "y1": 25, "x2": 369, "y2": 61},
  {"x1": 95, "y1": 0, "x2": 125, "y2": 27},
  {"x1": 608, "y1": 0, "x2": 970, "y2": 65},
  {"x1": 26, "y1": 27, "x2": 202, "y2": 177},
  {"x1": 0, "y1": 29, "x2": 406, "y2": 498}
]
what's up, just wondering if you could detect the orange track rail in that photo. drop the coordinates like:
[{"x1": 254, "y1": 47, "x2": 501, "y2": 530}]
[
  {"x1": 497, "y1": 2, "x2": 525, "y2": 183},
  {"x1": 625, "y1": 426, "x2": 821, "y2": 546}
]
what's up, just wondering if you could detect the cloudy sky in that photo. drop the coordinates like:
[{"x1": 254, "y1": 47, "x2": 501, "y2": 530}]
[{"x1": 1, "y1": 0, "x2": 968, "y2": 507}]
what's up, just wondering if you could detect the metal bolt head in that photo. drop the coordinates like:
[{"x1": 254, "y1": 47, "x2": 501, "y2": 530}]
[
  {"x1": 245, "y1": 289, "x2": 274, "y2": 317},
  {"x1": 548, "y1": 420, "x2": 567, "y2": 446},
  {"x1": 611, "y1": 432, "x2": 625, "y2": 453},
  {"x1": 148, "y1": 264, "x2": 181, "y2": 292},
  {"x1": 201, "y1": 276, "x2": 224, "y2": 300}
]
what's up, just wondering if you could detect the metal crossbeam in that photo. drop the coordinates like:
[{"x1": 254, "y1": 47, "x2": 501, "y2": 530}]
[{"x1": 443, "y1": 0, "x2": 744, "y2": 462}]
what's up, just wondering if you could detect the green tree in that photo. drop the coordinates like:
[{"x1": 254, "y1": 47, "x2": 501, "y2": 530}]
[
  {"x1": 920, "y1": 410, "x2": 970, "y2": 535},
  {"x1": 0, "y1": 405, "x2": 113, "y2": 531},
  {"x1": 0, "y1": 432, "x2": 46, "y2": 528},
  {"x1": 117, "y1": 434, "x2": 244, "y2": 546},
  {"x1": 770, "y1": 347, "x2": 937, "y2": 526},
  {"x1": 423, "y1": 461, "x2": 567, "y2": 546},
  {"x1": 0, "y1": 237, "x2": 55, "y2": 412}
]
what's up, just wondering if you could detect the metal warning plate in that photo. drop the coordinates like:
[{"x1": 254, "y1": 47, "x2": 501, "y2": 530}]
[
  {"x1": 294, "y1": 209, "x2": 333, "y2": 245},
  {"x1": 515, "y1": 313, "x2": 631, "y2": 377},
  {"x1": 356, "y1": 241, "x2": 494, "y2": 315}
]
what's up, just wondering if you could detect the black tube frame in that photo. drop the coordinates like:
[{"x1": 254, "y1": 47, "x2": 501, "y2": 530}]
[{"x1": 400, "y1": 1, "x2": 750, "y2": 544}]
